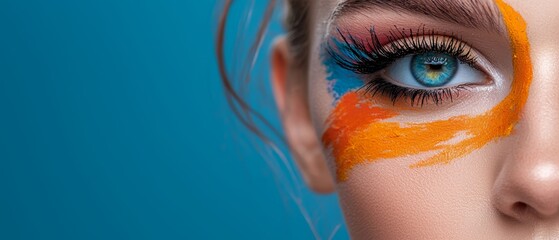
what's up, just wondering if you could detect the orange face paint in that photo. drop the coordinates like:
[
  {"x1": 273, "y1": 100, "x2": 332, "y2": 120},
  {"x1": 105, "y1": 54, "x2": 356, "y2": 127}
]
[{"x1": 323, "y1": 0, "x2": 533, "y2": 182}]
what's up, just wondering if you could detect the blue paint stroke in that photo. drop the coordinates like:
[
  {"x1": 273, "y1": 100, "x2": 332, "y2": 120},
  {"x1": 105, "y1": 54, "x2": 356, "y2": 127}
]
[{"x1": 321, "y1": 39, "x2": 364, "y2": 102}]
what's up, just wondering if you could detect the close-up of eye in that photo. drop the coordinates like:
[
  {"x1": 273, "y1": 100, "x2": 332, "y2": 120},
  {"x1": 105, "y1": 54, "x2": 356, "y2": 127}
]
[{"x1": 325, "y1": 30, "x2": 494, "y2": 106}]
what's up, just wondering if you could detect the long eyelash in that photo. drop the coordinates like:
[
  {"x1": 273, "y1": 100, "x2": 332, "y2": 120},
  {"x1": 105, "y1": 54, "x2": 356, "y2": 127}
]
[
  {"x1": 327, "y1": 26, "x2": 477, "y2": 74},
  {"x1": 326, "y1": 26, "x2": 478, "y2": 106}
]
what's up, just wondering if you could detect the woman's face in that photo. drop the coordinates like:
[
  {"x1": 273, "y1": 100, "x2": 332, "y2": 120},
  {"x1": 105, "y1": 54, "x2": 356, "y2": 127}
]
[{"x1": 273, "y1": 0, "x2": 559, "y2": 238}]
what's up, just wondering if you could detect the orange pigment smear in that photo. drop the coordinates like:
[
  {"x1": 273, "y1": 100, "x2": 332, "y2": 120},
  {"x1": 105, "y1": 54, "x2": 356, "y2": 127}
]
[{"x1": 322, "y1": 0, "x2": 533, "y2": 182}]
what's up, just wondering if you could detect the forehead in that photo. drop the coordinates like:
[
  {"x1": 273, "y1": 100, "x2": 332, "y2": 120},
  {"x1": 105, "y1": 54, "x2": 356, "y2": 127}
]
[
  {"x1": 335, "y1": 0, "x2": 501, "y2": 29},
  {"x1": 314, "y1": 0, "x2": 504, "y2": 33}
]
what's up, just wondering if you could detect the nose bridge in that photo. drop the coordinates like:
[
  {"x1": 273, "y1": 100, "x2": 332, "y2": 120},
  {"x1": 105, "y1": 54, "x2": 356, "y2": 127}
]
[
  {"x1": 521, "y1": 45, "x2": 559, "y2": 151},
  {"x1": 519, "y1": 0, "x2": 559, "y2": 146}
]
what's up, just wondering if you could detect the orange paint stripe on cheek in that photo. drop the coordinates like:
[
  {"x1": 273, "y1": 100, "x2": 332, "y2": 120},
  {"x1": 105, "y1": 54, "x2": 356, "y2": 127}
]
[{"x1": 322, "y1": 0, "x2": 533, "y2": 182}]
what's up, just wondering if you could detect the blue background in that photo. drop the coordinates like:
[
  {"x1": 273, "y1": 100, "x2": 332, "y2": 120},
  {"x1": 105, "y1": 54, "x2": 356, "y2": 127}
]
[{"x1": 0, "y1": 0, "x2": 347, "y2": 239}]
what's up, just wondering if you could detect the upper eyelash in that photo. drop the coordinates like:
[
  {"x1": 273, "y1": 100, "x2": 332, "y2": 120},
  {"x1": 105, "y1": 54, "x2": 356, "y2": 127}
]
[{"x1": 326, "y1": 26, "x2": 478, "y2": 76}]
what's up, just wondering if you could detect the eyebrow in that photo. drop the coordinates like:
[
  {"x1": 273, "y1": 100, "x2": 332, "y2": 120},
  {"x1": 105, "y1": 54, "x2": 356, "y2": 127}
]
[{"x1": 332, "y1": 0, "x2": 505, "y2": 33}]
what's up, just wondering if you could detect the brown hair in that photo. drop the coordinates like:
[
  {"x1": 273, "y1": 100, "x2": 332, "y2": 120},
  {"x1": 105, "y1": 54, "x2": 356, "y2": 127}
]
[{"x1": 215, "y1": 0, "x2": 311, "y2": 142}]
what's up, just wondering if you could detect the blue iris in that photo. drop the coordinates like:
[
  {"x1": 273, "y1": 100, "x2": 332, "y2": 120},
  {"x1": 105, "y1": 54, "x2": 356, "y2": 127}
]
[{"x1": 410, "y1": 52, "x2": 458, "y2": 87}]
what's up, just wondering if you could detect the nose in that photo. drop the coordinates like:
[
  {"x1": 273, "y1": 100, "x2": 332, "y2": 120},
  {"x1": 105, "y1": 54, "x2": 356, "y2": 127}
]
[
  {"x1": 492, "y1": 70, "x2": 559, "y2": 221},
  {"x1": 491, "y1": 44, "x2": 559, "y2": 222},
  {"x1": 493, "y1": 156, "x2": 559, "y2": 221}
]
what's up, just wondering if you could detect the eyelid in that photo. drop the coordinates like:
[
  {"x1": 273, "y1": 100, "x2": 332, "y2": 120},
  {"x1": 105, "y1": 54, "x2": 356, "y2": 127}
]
[{"x1": 383, "y1": 34, "x2": 476, "y2": 65}]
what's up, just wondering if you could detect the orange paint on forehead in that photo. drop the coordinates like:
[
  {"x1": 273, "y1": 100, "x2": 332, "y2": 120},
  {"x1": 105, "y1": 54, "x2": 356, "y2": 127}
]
[{"x1": 322, "y1": 0, "x2": 533, "y2": 182}]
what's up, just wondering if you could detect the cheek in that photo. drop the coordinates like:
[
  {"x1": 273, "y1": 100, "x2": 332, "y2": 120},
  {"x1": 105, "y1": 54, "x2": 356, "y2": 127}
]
[
  {"x1": 322, "y1": 90, "x2": 522, "y2": 182},
  {"x1": 336, "y1": 143, "x2": 504, "y2": 239}
]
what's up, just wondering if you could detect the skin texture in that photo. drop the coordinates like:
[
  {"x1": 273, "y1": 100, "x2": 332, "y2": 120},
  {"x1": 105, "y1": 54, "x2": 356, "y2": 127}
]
[{"x1": 271, "y1": 0, "x2": 559, "y2": 238}]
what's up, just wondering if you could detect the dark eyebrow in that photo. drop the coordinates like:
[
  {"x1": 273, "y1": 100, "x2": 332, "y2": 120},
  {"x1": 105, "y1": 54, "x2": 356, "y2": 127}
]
[{"x1": 332, "y1": 0, "x2": 505, "y2": 34}]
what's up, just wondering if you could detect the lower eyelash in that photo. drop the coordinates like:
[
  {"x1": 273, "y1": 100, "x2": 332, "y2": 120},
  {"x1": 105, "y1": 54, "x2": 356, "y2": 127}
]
[{"x1": 361, "y1": 77, "x2": 473, "y2": 107}]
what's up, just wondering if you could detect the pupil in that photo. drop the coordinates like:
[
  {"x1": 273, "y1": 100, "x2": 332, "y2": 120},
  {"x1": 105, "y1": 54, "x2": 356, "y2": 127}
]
[{"x1": 428, "y1": 64, "x2": 444, "y2": 71}]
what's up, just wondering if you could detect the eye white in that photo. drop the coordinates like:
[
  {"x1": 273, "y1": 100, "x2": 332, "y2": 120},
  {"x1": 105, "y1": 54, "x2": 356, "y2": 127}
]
[{"x1": 385, "y1": 55, "x2": 486, "y2": 89}]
